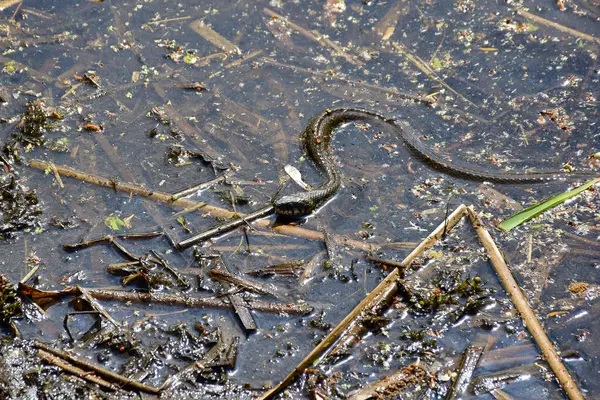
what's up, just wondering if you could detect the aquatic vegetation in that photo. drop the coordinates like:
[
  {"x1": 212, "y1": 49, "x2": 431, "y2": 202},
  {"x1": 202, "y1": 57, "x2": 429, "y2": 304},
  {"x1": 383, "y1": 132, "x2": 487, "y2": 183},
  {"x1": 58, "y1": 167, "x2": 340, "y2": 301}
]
[
  {"x1": 0, "y1": 175, "x2": 42, "y2": 238},
  {"x1": 0, "y1": 275, "x2": 22, "y2": 325}
]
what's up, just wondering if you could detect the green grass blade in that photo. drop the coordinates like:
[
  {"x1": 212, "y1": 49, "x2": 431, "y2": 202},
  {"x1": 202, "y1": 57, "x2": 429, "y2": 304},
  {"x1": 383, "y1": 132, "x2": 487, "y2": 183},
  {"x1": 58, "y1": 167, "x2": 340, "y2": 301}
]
[{"x1": 498, "y1": 177, "x2": 600, "y2": 232}]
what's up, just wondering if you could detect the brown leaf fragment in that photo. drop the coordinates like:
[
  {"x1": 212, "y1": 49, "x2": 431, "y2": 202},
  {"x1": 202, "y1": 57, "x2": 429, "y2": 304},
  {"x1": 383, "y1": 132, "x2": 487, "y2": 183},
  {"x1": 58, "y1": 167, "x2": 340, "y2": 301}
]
[
  {"x1": 181, "y1": 82, "x2": 208, "y2": 91},
  {"x1": 84, "y1": 122, "x2": 103, "y2": 132},
  {"x1": 568, "y1": 282, "x2": 589, "y2": 295},
  {"x1": 73, "y1": 73, "x2": 100, "y2": 88}
]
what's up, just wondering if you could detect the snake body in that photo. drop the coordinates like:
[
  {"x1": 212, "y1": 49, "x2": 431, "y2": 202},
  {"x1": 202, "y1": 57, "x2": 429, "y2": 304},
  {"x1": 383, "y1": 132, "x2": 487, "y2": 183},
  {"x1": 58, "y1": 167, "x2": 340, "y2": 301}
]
[{"x1": 273, "y1": 108, "x2": 592, "y2": 216}]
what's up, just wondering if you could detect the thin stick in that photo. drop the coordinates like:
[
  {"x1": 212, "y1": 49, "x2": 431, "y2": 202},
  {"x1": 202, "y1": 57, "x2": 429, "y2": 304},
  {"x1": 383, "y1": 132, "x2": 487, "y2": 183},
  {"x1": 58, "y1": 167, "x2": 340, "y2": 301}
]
[
  {"x1": 34, "y1": 341, "x2": 160, "y2": 394},
  {"x1": 224, "y1": 49, "x2": 263, "y2": 69},
  {"x1": 171, "y1": 173, "x2": 229, "y2": 200},
  {"x1": 516, "y1": 8, "x2": 600, "y2": 44},
  {"x1": 466, "y1": 206, "x2": 584, "y2": 400},
  {"x1": 263, "y1": 8, "x2": 363, "y2": 66},
  {"x1": 261, "y1": 57, "x2": 432, "y2": 105},
  {"x1": 348, "y1": 363, "x2": 428, "y2": 400},
  {"x1": 208, "y1": 268, "x2": 280, "y2": 298},
  {"x1": 365, "y1": 255, "x2": 407, "y2": 270},
  {"x1": 149, "y1": 15, "x2": 191, "y2": 25},
  {"x1": 20, "y1": 265, "x2": 39, "y2": 284},
  {"x1": 446, "y1": 345, "x2": 484, "y2": 400},
  {"x1": 48, "y1": 162, "x2": 64, "y2": 188},
  {"x1": 176, "y1": 205, "x2": 274, "y2": 249},
  {"x1": 28, "y1": 159, "x2": 237, "y2": 218},
  {"x1": 389, "y1": 43, "x2": 474, "y2": 107},
  {"x1": 258, "y1": 204, "x2": 468, "y2": 400},
  {"x1": 491, "y1": 389, "x2": 517, "y2": 400}
]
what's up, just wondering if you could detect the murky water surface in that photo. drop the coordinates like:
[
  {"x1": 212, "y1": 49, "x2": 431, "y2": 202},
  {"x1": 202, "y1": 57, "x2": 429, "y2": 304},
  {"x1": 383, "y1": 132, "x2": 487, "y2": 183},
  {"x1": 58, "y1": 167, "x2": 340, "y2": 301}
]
[{"x1": 0, "y1": 0, "x2": 599, "y2": 398}]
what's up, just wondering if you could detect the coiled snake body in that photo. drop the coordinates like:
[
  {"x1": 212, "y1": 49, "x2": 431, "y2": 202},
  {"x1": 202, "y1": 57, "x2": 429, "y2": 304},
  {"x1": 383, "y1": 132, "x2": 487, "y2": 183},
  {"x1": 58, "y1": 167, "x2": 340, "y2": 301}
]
[
  {"x1": 176, "y1": 107, "x2": 594, "y2": 249},
  {"x1": 273, "y1": 108, "x2": 591, "y2": 216}
]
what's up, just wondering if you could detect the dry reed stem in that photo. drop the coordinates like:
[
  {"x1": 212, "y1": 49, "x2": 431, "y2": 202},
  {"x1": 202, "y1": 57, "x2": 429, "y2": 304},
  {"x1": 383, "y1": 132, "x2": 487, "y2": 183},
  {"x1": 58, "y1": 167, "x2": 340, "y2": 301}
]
[{"x1": 467, "y1": 205, "x2": 584, "y2": 400}]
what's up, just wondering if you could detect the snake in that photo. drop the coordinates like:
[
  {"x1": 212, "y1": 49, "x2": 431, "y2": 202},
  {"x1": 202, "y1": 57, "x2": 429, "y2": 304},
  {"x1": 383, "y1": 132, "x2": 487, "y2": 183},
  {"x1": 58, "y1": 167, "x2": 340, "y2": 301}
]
[{"x1": 273, "y1": 107, "x2": 594, "y2": 217}]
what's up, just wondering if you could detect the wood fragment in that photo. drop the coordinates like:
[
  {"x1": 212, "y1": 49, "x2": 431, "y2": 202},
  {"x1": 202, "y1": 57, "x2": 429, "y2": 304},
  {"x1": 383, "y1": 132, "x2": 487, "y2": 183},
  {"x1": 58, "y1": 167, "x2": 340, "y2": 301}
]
[
  {"x1": 189, "y1": 19, "x2": 241, "y2": 54},
  {"x1": 76, "y1": 286, "x2": 120, "y2": 327},
  {"x1": 365, "y1": 255, "x2": 408, "y2": 271},
  {"x1": 446, "y1": 345, "x2": 484, "y2": 400},
  {"x1": 20, "y1": 7, "x2": 54, "y2": 19},
  {"x1": 20, "y1": 265, "x2": 39, "y2": 284},
  {"x1": 208, "y1": 268, "x2": 280, "y2": 298},
  {"x1": 149, "y1": 15, "x2": 191, "y2": 25},
  {"x1": 228, "y1": 293, "x2": 257, "y2": 332},
  {"x1": 371, "y1": 0, "x2": 405, "y2": 39},
  {"x1": 349, "y1": 363, "x2": 428, "y2": 400},
  {"x1": 246, "y1": 260, "x2": 305, "y2": 277},
  {"x1": 491, "y1": 388, "x2": 517, "y2": 400},
  {"x1": 466, "y1": 206, "x2": 584, "y2": 400}
]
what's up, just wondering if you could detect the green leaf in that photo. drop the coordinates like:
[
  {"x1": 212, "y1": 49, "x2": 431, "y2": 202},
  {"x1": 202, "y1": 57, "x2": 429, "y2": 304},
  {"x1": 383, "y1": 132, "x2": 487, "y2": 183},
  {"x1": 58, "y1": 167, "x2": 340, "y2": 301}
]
[
  {"x1": 498, "y1": 177, "x2": 600, "y2": 232},
  {"x1": 104, "y1": 215, "x2": 125, "y2": 231},
  {"x1": 183, "y1": 53, "x2": 197, "y2": 64},
  {"x1": 430, "y1": 57, "x2": 443, "y2": 70}
]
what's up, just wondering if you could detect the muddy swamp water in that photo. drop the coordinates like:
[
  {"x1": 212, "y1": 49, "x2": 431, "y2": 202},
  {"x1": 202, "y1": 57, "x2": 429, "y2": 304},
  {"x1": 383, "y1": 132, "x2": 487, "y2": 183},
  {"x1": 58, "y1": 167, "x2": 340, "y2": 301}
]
[{"x1": 0, "y1": 0, "x2": 599, "y2": 398}]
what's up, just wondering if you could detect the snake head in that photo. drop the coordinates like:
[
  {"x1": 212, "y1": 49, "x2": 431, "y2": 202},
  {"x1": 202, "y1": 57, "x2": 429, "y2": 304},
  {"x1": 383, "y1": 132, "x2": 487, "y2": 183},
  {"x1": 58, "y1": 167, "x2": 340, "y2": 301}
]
[{"x1": 273, "y1": 194, "x2": 316, "y2": 217}]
